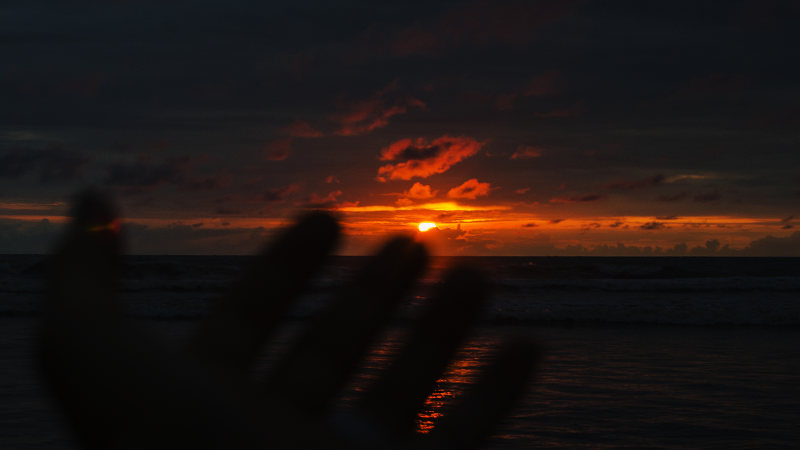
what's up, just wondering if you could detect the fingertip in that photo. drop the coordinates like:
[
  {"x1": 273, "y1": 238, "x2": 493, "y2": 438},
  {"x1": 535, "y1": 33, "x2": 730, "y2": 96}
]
[
  {"x1": 56, "y1": 189, "x2": 122, "y2": 258},
  {"x1": 410, "y1": 240, "x2": 429, "y2": 269},
  {"x1": 70, "y1": 189, "x2": 118, "y2": 228},
  {"x1": 296, "y1": 210, "x2": 340, "y2": 237},
  {"x1": 278, "y1": 211, "x2": 341, "y2": 257}
]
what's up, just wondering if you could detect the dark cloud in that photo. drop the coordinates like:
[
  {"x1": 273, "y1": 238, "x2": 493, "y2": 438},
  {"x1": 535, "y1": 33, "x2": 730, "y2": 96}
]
[
  {"x1": 330, "y1": 82, "x2": 425, "y2": 136},
  {"x1": 264, "y1": 138, "x2": 292, "y2": 161},
  {"x1": 0, "y1": 147, "x2": 88, "y2": 183},
  {"x1": 389, "y1": 0, "x2": 576, "y2": 56},
  {"x1": 640, "y1": 221, "x2": 665, "y2": 230},
  {"x1": 285, "y1": 120, "x2": 323, "y2": 138},
  {"x1": 742, "y1": 231, "x2": 800, "y2": 256},
  {"x1": 656, "y1": 192, "x2": 689, "y2": 202},
  {"x1": 0, "y1": 218, "x2": 59, "y2": 253},
  {"x1": 106, "y1": 156, "x2": 191, "y2": 190},
  {"x1": 183, "y1": 171, "x2": 231, "y2": 191},
  {"x1": 550, "y1": 194, "x2": 602, "y2": 203},
  {"x1": 123, "y1": 222, "x2": 274, "y2": 255},
  {"x1": 693, "y1": 192, "x2": 722, "y2": 202},
  {"x1": 533, "y1": 103, "x2": 585, "y2": 118},
  {"x1": 262, "y1": 184, "x2": 299, "y2": 203},
  {"x1": 510, "y1": 146, "x2": 543, "y2": 160},
  {"x1": 305, "y1": 190, "x2": 342, "y2": 208},
  {"x1": 607, "y1": 174, "x2": 665, "y2": 190}
]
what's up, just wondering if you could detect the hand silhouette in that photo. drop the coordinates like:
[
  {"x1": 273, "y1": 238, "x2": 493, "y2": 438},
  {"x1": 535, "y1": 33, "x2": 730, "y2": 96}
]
[{"x1": 40, "y1": 191, "x2": 537, "y2": 450}]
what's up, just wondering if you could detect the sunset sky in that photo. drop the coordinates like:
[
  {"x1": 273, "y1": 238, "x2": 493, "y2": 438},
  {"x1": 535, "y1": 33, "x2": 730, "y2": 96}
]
[{"x1": 1, "y1": 0, "x2": 799, "y2": 255}]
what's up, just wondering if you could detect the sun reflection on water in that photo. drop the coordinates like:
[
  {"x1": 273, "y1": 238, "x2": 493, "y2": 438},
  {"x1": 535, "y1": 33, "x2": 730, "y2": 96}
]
[{"x1": 415, "y1": 345, "x2": 493, "y2": 433}]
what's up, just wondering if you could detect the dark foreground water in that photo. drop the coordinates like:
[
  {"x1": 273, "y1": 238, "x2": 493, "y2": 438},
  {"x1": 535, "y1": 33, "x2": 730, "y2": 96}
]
[{"x1": 1, "y1": 256, "x2": 799, "y2": 448}]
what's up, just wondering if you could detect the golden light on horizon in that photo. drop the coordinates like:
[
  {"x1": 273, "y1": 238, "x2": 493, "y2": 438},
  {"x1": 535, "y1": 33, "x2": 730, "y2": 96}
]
[{"x1": 418, "y1": 222, "x2": 437, "y2": 232}]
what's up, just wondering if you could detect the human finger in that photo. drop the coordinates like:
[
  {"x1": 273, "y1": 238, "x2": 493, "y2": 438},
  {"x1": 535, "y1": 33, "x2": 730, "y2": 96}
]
[
  {"x1": 264, "y1": 237, "x2": 427, "y2": 416},
  {"x1": 190, "y1": 212, "x2": 339, "y2": 372},
  {"x1": 358, "y1": 266, "x2": 487, "y2": 436},
  {"x1": 423, "y1": 339, "x2": 539, "y2": 450},
  {"x1": 40, "y1": 190, "x2": 130, "y2": 447}
]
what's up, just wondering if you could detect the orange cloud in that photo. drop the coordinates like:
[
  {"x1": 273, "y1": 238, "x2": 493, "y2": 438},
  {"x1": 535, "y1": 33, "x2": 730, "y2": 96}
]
[
  {"x1": 285, "y1": 119, "x2": 322, "y2": 138},
  {"x1": 264, "y1": 138, "x2": 291, "y2": 161},
  {"x1": 607, "y1": 174, "x2": 665, "y2": 190},
  {"x1": 447, "y1": 178, "x2": 491, "y2": 200},
  {"x1": 396, "y1": 182, "x2": 437, "y2": 206},
  {"x1": 335, "y1": 201, "x2": 510, "y2": 212},
  {"x1": 510, "y1": 145, "x2": 543, "y2": 159},
  {"x1": 405, "y1": 182, "x2": 436, "y2": 200},
  {"x1": 377, "y1": 135, "x2": 484, "y2": 181},
  {"x1": 331, "y1": 82, "x2": 426, "y2": 136}
]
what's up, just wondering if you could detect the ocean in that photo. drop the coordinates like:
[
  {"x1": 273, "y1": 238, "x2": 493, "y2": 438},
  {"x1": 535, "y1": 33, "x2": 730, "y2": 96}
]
[{"x1": 1, "y1": 255, "x2": 799, "y2": 448}]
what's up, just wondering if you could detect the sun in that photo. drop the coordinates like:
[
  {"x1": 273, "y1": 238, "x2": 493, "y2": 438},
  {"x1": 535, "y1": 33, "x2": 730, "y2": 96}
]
[{"x1": 418, "y1": 222, "x2": 437, "y2": 232}]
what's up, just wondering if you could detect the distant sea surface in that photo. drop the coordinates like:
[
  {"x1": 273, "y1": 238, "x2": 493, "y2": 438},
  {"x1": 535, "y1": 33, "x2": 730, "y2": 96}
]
[{"x1": 2, "y1": 256, "x2": 799, "y2": 448}]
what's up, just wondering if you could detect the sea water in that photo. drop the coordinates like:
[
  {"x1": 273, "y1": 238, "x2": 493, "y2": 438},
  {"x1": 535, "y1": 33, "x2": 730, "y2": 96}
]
[{"x1": 1, "y1": 255, "x2": 799, "y2": 448}]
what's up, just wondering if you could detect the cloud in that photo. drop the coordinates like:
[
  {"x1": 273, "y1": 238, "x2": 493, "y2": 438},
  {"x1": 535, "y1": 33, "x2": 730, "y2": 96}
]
[
  {"x1": 106, "y1": 156, "x2": 191, "y2": 190},
  {"x1": 123, "y1": 222, "x2": 274, "y2": 255},
  {"x1": 656, "y1": 192, "x2": 689, "y2": 202},
  {"x1": 377, "y1": 135, "x2": 484, "y2": 181},
  {"x1": 285, "y1": 119, "x2": 323, "y2": 138},
  {"x1": 524, "y1": 70, "x2": 560, "y2": 96},
  {"x1": 693, "y1": 192, "x2": 722, "y2": 202},
  {"x1": 331, "y1": 82, "x2": 425, "y2": 136},
  {"x1": 496, "y1": 70, "x2": 561, "y2": 110},
  {"x1": 533, "y1": 102, "x2": 585, "y2": 118},
  {"x1": 262, "y1": 184, "x2": 299, "y2": 203},
  {"x1": 550, "y1": 194, "x2": 602, "y2": 204},
  {"x1": 396, "y1": 182, "x2": 436, "y2": 206},
  {"x1": 742, "y1": 232, "x2": 800, "y2": 256},
  {"x1": 495, "y1": 93, "x2": 517, "y2": 110},
  {"x1": 307, "y1": 189, "x2": 342, "y2": 207},
  {"x1": 0, "y1": 147, "x2": 88, "y2": 183},
  {"x1": 0, "y1": 218, "x2": 60, "y2": 253},
  {"x1": 184, "y1": 170, "x2": 232, "y2": 191},
  {"x1": 447, "y1": 178, "x2": 491, "y2": 200},
  {"x1": 264, "y1": 138, "x2": 291, "y2": 161},
  {"x1": 607, "y1": 174, "x2": 665, "y2": 190},
  {"x1": 390, "y1": 0, "x2": 576, "y2": 56},
  {"x1": 405, "y1": 182, "x2": 437, "y2": 200},
  {"x1": 640, "y1": 221, "x2": 665, "y2": 230},
  {"x1": 510, "y1": 145, "x2": 543, "y2": 159}
]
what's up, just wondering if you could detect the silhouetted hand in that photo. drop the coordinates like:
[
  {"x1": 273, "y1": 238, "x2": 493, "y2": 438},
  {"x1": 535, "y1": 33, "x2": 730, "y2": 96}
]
[{"x1": 40, "y1": 191, "x2": 537, "y2": 450}]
